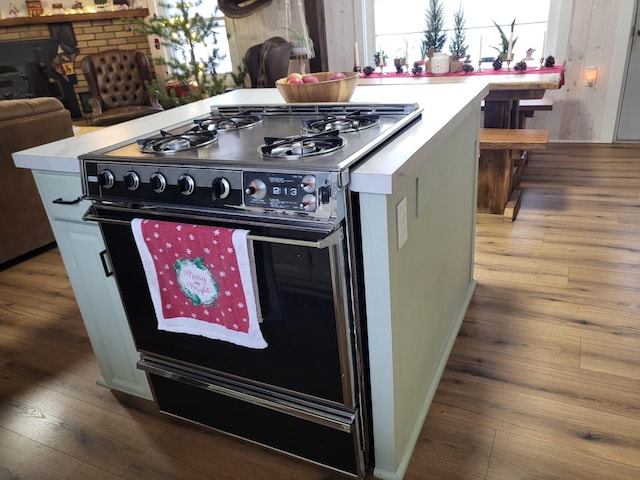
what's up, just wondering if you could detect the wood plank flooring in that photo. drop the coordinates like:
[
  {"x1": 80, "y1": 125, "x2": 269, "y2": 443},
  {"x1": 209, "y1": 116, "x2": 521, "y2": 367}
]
[{"x1": 1, "y1": 143, "x2": 639, "y2": 479}]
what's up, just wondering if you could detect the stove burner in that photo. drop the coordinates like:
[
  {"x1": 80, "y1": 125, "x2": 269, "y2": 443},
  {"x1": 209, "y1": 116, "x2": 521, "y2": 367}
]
[
  {"x1": 137, "y1": 129, "x2": 217, "y2": 154},
  {"x1": 193, "y1": 112, "x2": 262, "y2": 132},
  {"x1": 302, "y1": 112, "x2": 380, "y2": 134},
  {"x1": 259, "y1": 131, "x2": 345, "y2": 159}
]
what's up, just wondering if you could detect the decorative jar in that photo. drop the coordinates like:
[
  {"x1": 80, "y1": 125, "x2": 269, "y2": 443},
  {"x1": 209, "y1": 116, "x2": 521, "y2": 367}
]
[{"x1": 430, "y1": 52, "x2": 450, "y2": 75}]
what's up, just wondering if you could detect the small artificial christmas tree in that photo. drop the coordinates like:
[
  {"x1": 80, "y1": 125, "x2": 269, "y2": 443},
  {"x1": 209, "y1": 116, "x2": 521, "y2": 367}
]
[
  {"x1": 128, "y1": 0, "x2": 227, "y2": 107},
  {"x1": 422, "y1": 0, "x2": 447, "y2": 55},
  {"x1": 449, "y1": 5, "x2": 468, "y2": 59}
]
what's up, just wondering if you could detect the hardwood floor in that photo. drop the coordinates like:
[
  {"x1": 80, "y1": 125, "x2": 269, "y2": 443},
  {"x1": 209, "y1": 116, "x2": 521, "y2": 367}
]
[{"x1": 1, "y1": 143, "x2": 639, "y2": 479}]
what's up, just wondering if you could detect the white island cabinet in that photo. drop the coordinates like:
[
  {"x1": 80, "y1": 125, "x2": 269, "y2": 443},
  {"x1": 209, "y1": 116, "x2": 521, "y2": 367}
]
[
  {"x1": 14, "y1": 84, "x2": 489, "y2": 479},
  {"x1": 32, "y1": 169, "x2": 153, "y2": 400}
]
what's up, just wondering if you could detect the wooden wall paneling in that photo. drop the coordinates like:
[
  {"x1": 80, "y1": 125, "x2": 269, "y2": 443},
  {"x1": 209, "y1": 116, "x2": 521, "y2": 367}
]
[
  {"x1": 322, "y1": 0, "x2": 356, "y2": 72},
  {"x1": 589, "y1": 0, "x2": 622, "y2": 141}
]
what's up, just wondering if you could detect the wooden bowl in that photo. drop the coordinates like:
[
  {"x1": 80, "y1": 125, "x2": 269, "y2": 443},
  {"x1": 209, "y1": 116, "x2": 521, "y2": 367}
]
[{"x1": 275, "y1": 71, "x2": 358, "y2": 103}]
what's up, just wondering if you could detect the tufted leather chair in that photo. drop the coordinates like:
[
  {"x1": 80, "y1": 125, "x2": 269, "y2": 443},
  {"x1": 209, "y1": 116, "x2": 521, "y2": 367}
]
[
  {"x1": 81, "y1": 49, "x2": 163, "y2": 126},
  {"x1": 245, "y1": 37, "x2": 292, "y2": 88}
]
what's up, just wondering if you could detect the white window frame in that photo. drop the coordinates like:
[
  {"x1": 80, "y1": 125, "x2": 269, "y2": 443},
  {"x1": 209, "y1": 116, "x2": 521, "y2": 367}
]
[{"x1": 354, "y1": 0, "x2": 573, "y2": 68}]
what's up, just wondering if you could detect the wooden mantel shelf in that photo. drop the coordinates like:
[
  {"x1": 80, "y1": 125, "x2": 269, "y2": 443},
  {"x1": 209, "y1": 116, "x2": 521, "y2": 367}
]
[{"x1": 0, "y1": 8, "x2": 149, "y2": 27}]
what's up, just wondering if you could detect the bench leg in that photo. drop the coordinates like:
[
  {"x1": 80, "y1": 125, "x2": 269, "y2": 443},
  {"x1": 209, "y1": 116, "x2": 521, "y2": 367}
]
[{"x1": 477, "y1": 149, "x2": 513, "y2": 214}]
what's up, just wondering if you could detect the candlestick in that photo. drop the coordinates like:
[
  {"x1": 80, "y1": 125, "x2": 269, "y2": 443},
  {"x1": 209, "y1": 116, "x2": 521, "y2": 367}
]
[
  {"x1": 405, "y1": 39, "x2": 409, "y2": 72},
  {"x1": 539, "y1": 30, "x2": 546, "y2": 69}
]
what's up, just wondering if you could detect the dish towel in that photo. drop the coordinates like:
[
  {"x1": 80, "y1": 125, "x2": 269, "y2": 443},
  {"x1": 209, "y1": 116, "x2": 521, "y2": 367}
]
[{"x1": 131, "y1": 219, "x2": 267, "y2": 349}]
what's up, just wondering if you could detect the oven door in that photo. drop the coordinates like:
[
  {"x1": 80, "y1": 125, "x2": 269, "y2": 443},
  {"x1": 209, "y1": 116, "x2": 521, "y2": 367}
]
[
  {"x1": 85, "y1": 203, "x2": 366, "y2": 476},
  {"x1": 85, "y1": 203, "x2": 358, "y2": 408}
]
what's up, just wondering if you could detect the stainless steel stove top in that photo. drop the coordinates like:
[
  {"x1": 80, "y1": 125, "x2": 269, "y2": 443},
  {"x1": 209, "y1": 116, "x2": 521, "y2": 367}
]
[
  {"x1": 79, "y1": 103, "x2": 422, "y2": 227},
  {"x1": 84, "y1": 103, "x2": 421, "y2": 171}
]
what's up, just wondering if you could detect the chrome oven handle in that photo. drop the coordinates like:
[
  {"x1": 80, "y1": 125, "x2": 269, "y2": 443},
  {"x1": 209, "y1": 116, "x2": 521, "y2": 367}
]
[{"x1": 82, "y1": 209, "x2": 341, "y2": 249}]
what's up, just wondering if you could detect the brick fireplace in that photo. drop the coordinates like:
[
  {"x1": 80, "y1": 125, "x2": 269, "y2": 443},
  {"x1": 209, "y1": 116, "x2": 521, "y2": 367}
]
[{"x1": 0, "y1": 9, "x2": 151, "y2": 120}]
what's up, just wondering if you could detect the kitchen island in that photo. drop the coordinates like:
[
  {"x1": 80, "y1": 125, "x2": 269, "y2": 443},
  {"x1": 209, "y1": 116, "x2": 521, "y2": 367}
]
[{"x1": 14, "y1": 82, "x2": 489, "y2": 480}]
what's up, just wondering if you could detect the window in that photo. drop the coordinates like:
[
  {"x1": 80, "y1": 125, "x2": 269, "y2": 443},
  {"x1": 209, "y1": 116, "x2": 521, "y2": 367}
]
[
  {"x1": 162, "y1": 1, "x2": 232, "y2": 75},
  {"x1": 372, "y1": 0, "x2": 550, "y2": 66}
]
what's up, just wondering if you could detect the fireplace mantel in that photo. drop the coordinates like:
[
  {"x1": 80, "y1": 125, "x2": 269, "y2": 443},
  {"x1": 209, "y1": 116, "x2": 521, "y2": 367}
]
[{"x1": 0, "y1": 8, "x2": 149, "y2": 27}]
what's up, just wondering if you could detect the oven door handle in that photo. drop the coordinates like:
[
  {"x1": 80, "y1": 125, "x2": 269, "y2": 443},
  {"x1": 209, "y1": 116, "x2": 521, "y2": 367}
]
[
  {"x1": 138, "y1": 357, "x2": 355, "y2": 433},
  {"x1": 83, "y1": 210, "x2": 342, "y2": 249}
]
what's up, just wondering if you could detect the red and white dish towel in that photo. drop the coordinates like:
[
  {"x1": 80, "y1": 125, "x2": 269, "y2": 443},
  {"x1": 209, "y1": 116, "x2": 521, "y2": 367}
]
[{"x1": 131, "y1": 219, "x2": 267, "y2": 349}]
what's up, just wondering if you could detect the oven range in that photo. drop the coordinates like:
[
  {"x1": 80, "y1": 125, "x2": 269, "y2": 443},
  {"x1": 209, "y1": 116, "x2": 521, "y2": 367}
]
[{"x1": 79, "y1": 102, "x2": 422, "y2": 478}]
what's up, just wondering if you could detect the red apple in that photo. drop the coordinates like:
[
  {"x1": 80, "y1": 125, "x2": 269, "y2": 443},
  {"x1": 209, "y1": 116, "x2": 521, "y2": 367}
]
[
  {"x1": 287, "y1": 76, "x2": 304, "y2": 84},
  {"x1": 330, "y1": 72, "x2": 347, "y2": 80},
  {"x1": 302, "y1": 75, "x2": 319, "y2": 83},
  {"x1": 286, "y1": 73, "x2": 304, "y2": 84}
]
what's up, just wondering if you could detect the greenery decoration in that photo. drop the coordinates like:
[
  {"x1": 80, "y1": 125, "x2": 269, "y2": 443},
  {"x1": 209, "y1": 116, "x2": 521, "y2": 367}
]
[
  {"x1": 230, "y1": 63, "x2": 248, "y2": 88},
  {"x1": 491, "y1": 19, "x2": 518, "y2": 57},
  {"x1": 374, "y1": 51, "x2": 388, "y2": 67},
  {"x1": 127, "y1": 0, "x2": 228, "y2": 107},
  {"x1": 449, "y1": 5, "x2": 468, "y2": 58},
  {"x1": 423, "y1": 0, "x2": 447, "y2": 55},
  {"x1": 287, "y1": 26, "x2": 315, "y2": 56}
]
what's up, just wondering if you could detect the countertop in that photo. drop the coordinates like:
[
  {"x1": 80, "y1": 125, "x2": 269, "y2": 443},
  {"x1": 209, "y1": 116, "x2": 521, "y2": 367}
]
[{"x1": 13, "y1": 83, "x2": 489, "y2": 194}]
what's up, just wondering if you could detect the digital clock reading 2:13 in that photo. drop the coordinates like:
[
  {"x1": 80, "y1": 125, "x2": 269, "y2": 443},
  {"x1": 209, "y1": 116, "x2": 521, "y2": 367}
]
[{"x1": 243, "y1": 172, "x2": 317, "y2": 212}]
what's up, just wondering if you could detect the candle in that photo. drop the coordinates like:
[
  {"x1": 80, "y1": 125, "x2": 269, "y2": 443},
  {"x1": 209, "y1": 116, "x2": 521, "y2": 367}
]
[
  {"x1": 507, "y1": 32, "x2": 513, "y2": 62},
  {"x1": 541, "y1": 30, "x2": 546, "y2": 58},
  {"x1": 354, "y1": 42, "x2": 360, "y2": 67},
  {"x1": 405, "y1": 39, "x2": 409, "y2": 64},
  {"x1": 478, "y1": 35, "x2": 482, "y2": 62}
]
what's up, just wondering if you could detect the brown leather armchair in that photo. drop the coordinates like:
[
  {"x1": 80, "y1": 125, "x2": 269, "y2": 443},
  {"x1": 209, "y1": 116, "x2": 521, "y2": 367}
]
[
  {"x1": 81, "y1": 49, "x2": 163, "y2": 126},
  {"x1": 245, "y1": 37, "x2": 292, "y2": 88}
]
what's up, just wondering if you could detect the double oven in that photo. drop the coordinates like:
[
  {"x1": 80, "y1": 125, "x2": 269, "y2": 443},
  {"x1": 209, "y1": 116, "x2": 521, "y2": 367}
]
[{"x1": 79, "y1": 103, "x2": 421, "y2": 477}]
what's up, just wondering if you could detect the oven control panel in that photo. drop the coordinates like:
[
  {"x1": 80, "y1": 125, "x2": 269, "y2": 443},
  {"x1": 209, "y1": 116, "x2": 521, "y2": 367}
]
[
  {"x1": 242, "y1": 171, "x2": 334, "y2": 216},
  {"x1": 81, "y1": 161, "x2": 340, "y2": 222}
]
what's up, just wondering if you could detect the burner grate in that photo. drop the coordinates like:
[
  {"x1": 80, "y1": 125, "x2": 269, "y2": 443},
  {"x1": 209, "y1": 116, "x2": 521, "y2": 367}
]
[
  {"x1": 302, "y1": 112, "x2": 380, "y2": 134},
  {"x1": 137, "y1": 129, "x2": 218, "y2": 154},
  {"x1": 193, "y1": 112, "x2": 262, "y2": 132},
  {"x1": 259, "y1": 131, "x2": 345, "y2": 159}
]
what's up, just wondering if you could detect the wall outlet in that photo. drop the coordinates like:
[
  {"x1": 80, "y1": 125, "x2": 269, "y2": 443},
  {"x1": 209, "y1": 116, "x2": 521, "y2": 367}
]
[{"x1": 397, "y1": 197, "x2": 408, "y2": 249}]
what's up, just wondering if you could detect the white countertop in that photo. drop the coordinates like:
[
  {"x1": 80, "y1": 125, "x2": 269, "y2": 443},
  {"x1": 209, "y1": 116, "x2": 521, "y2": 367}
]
[{"x1": 13, "y1": 83, "x2": 489, "y2": 194}]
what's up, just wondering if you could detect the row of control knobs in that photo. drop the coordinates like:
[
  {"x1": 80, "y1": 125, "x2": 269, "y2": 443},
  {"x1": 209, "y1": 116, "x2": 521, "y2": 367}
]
[{"x1": 99, "y1": 169, "x2": 232, "y2": 198}]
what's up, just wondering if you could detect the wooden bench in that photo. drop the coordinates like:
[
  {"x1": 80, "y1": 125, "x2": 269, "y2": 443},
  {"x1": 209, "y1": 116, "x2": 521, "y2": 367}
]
[
  {"x1": 482, "y1": 96, "x2": 554, "y2": 164},
  {"x1": 478, "y1": 128, "x2": 549, "y2": 221}
]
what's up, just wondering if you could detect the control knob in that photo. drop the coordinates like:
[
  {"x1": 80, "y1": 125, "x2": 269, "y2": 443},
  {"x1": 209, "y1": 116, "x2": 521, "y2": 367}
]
[
  {"x1": 212, "y1": 176, "x2": 231, "y2": 200},
  {"x1": 300, "y1": 194, "x2": 317, "y2": 211},
  {"x1": 300, "y1": 175, "x2": 316, "y2": 193},
  {"x1": 98, "y1": 169, "x2": 115, "y2": 189},
  {"x1": 124, "y1": 171, "x2": 140, "y2": 191},
  {"x1": 178, "y1": 174, "x2": 196, "y2": 195},
  {"x1": 150, "y1": 173, "x2": 167, "y2": 193},
  {"x1": 245, "y1": 179, "x2": 267, "y2": 200}
]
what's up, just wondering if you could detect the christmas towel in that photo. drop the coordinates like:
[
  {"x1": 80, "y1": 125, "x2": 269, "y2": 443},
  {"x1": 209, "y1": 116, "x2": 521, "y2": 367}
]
[{"x1": 131, "y1": 219, "x2": 267, "y2": 349}]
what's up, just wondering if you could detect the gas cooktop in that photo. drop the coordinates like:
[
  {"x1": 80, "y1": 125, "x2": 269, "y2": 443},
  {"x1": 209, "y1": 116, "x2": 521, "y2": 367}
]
[{"x1": 84, "y1": 103, "x2": 422, "y2": 172}]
